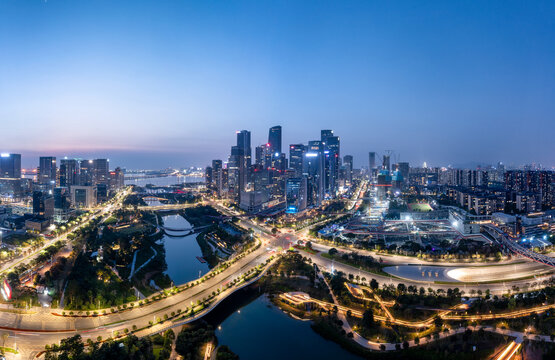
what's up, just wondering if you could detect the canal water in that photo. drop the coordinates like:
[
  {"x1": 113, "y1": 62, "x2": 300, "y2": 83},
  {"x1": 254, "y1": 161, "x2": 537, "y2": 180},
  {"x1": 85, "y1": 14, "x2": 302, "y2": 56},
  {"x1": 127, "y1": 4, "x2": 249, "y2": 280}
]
[
  {"x1": 160, "y1": 214, "x2": 209, "y2": 285},
  {"x1": 125, "y1": 175, "x2": 204, "y2": 187},
  {"x1": 213, "y1": 295, "x2": 362, "y2": 360}
]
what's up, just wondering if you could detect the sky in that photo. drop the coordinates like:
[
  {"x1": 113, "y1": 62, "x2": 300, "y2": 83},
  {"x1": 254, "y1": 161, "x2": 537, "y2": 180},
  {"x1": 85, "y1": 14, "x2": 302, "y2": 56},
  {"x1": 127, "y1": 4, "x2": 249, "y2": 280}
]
[{"x1": 1, "y1": 0, "x2": 554, "y2": 170}]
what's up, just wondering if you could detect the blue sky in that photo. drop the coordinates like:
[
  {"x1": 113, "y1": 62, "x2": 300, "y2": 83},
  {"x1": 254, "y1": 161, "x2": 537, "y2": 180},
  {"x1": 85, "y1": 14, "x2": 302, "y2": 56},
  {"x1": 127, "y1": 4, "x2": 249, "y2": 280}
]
[{"x1": 1, "y1": 0, "x2": 554, "y2": 169}]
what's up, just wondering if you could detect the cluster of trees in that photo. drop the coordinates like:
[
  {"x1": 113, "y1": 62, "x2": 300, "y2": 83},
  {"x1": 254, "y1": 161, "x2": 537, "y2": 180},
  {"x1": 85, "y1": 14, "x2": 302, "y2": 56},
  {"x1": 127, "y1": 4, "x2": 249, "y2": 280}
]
[
  {"x1": 326, "y1": 248, "x2": 383, "y2": 274},
  {"x1": 469, "y1": 286, "x2": 555, "y2": 314},
  {"x1": 266, "y1": 253, "x2": 317, "y2": 287},
  {"x1": 216, "y1": 345, "x2": 239, "y2": 360},
  {"x1": 122, "y1": 194, "x2": 147, "y2": 207},
  {"x1": 44, "y1": 334, "x2": 156, "y2": 360},
  {"x1": 182, "y1": 206, "x2": 220, "y2": 227},
  {"x1": 64, "y1": 251, "x2": 135, "y2": 310},
  {"x1": 175, "y1": 325, "x2": 215, "y2": 360},
  {"x1": 150, "y1": 330, "x2": 175, "y2": 360}
]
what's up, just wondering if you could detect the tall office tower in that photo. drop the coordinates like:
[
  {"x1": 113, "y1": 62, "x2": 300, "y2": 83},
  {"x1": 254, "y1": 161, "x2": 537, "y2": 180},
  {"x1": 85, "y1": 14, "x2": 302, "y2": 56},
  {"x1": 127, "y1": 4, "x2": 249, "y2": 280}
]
[
  {"x1": 321, "y1": 130, "x2": 340, "y2": 196},
  {"x1": 110, "y1": 167, "x2": 125, "y2": 189},
  {"x1": 252, "y1": 164, "x2": 270, "y2": 191},
  {"x1": 382, "y1": 154, "x2": 391, "y2": 171},
  {"x1": 70, "y1": 186, "x2": 97, "y2": 208},
  {"x1": 79, "y1": 160, "x2": 95, "y2": 186},
  {"x1": 496, "y1": 162, "x2": 505, "y2": 182},
  {"x1": 303, "y1": 140, "x2": 325, "y2": 207},
  {"x1": 211, "y1": 160, "x2": 223, "y2": 195},
  {"x1": 205, "y1": 166, "x2": 213, "y2": 188},
  {"x1": 93, "y1": 159, "x2": 110, "y2": 185},
  {"x1": 59, "y1": 158, "x2": 80, "y2": 187},
  {"x1": 0, "y1": 153, "x2": 21, "y2": 178},
  {"x1": 326, "y1": 135, "x2": 340, "y2": 196},
  {"x1": 54, "y1": 187, "x2": 70, "y2": 210},
  {"x1": 236, "y1": 130, "x2": 251, "y2": 187},
  {"x1": 227, "y1": 146, "x2": 245, "y2": 199},
  {"x1": 286, "y1": 177, "x2": 308, "y2": 214},
  {"x1": 255, "y1": 145, "x2": 265, "y2": 166},
  {"x1": 397, "y1": 162, "x2": 410, "y2": 182},
  {"x1": 321, "y1": 129, "x2": 334, "y2": 143},
  {"x1": 343, "y1": 155, "x2": 353, "y2": 186},
  {"x1": 38, "y1": 157, "x2": 57, "y2": 185},
  {"x1": 368, "y1": 152, "x2": 376, "y2": 176},
  {"x1": 236, "y1": 130, "x2": 252, "y2": 167},
  {"x1": 33, "y1": 190, "x2": 54, "y2": 219},
  {"x1": 289, "y1": 144, "x2": 305, "y2": 176},
  {"x1": 268, "y1": 126, "x2": 282, "y2": 155}
]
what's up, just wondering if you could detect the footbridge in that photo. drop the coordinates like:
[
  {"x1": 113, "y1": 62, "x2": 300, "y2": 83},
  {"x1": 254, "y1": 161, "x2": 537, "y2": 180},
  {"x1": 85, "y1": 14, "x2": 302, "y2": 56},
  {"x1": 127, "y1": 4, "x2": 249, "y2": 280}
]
[{"x1": 483, "y1": 224, "x2": 555, "y2": 267}]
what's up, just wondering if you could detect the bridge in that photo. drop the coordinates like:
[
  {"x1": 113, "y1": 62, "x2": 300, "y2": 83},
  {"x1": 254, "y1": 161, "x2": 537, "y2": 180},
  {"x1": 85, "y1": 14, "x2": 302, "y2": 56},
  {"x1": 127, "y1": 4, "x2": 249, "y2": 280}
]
[{"x1": 483, "y1": 224, "x2": 555, "y2": 267}]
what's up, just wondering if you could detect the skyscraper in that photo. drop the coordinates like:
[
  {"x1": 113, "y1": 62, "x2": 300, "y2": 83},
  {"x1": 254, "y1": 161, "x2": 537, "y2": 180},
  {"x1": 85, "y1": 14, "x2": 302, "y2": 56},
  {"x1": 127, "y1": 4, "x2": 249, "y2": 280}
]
[
  {"x1": 303, "y1": 140, "x2": 325, "y2": 207},
  {"x1": 326, "y1": 135, "x2": 340, "y2": 195},
  {"x1": 289, "y1": 144, "x2": 305, "y2": 177},
  {"x1": 234, "y1": 130, "x2": 251, "y2": 190},
  {"x1": 397, "y1": 162, "x2": 410, "y2": 182},
  {"x1": 0, "y1": 153, "x2": 21, "y2": 178},
  {"x1": 268, "y1": 126, "x2": 282, "y2": 155},
  {"x1": 79, "y1": 160, "x2": 94, "y2": 186},
  {"x1": 60, "y1": 158, "x2": 80, "y2": 187},
  {"x1": 211, "y1": 160, "x2": 223, "y2": 195},
  {"x1": 368, "y1": 152, "x2": 376, "y2": 174},
  {"x1": 382, "y1": 154, "x2": 391, "y2": 171},
  {"x1": 228, "y1": 145, "x2": 244, "y2": 198},
  {"x1": 343, "y1": 155, "x2": 353, "y2": 185},
  {"x1": 286, "y1": 177, "x2": 307, "y2": 214},
  {"x1": 33, "y1": 190, "x2": 54, "y2": 219},
  {"x1": 93, "y1": 159, "x2": 110, "y2": 185},
  {"x1": 38, "y1": 156, "x2": 57, "y2": 185},
  {"x1": 321, "y1": 130, "x2": 340, "y2": 196}
]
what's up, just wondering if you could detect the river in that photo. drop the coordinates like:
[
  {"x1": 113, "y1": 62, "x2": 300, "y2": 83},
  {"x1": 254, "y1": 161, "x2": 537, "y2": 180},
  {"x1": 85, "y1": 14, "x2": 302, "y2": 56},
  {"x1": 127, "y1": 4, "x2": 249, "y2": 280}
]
[
  {"x1": 211, "y1": 294, "x2": 362, "y2": 360},
  {"x1": 160, "y1": 214, "x2": 209, "y2": 285},
  {"x1": 125, "y1": 175, "x2": 204, "y2": 187}
]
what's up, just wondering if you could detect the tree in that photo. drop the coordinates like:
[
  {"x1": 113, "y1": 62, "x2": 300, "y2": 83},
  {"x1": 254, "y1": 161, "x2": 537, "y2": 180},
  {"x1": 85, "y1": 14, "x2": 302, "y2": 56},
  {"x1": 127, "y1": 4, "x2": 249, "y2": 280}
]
[
  {"x1": 434, "y1": 315, "x2": 443, "y2": 329},
  {"x1": 216, "y1": 345, "x2": 239, "y2": 360},
  {"x1": 328, "y1": 248, "x2": 338, "y2": 256},
  {"x1": 370, "y1": 279, "x2": 379, "y2": 291},
  {"x1": 362, "y1": 309, "x2": 374, "y2": 329}
]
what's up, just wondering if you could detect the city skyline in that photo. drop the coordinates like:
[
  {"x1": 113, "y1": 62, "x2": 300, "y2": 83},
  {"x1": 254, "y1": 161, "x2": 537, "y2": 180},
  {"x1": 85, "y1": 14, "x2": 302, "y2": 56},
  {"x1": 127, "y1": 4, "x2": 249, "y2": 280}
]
[{"x1": 2, "y1": 1, "x2": 555, "y2": 169}]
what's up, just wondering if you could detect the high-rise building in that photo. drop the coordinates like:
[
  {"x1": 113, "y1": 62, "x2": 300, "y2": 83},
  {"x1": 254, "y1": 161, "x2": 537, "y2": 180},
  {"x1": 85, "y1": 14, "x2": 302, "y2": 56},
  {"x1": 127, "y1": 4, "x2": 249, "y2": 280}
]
[
  {"x1": 321, "y1": 130, "x2": 334, "y2": 143},
  {"x1": 343, "y1": 155, "x2": 353, "y2": 185},
  {"x1": 382, "y1": 154, "x2": 391, "y2": 171},
  {"x1": 59, "y1": 158, "x2": 80, "y2": 187},
  {"x1": 236, "y1": 130, "x2": 251, "y2": 187},
  {"x1": 109, "y1": 167, "x2": 125, "y2": 189},
  {"x1": 205, "y1": 166, "x2": 213, "y2": 188},
  {"x1": 54, "y1": 187, "x2": 70, "y2": 210},
  {"x1": 286, "y1": 177, "x2": 307, "y2": 214},
  {"x1": 0, "y1": 153, "x2": 21, "y2": 179},
  {"x1": 397, "y1": 162, "x2": 410, "y2": 182},
  {"x1": 228, "y1": 146, "x2": 244, "y2": 199},
  {"x1": 38, "y1": 157, "x2": 57, "y2": 185},
  {"x1": 70, "y1": 186, "x2": 97, "y2": 209},
  {"x1": 93, "y1": 159, "x2": 110, "y2": 185},
  {"x1": 325, "y1": 135, "x2": 340, "y2": 196},
  {"x1": 268, "y1": 126, "x2": 282, "y2": 155},
  {"x1": 303, "y1": 140, "x2": 325, "y2": 207},
  {"x1": 79, "y1": 160, "x2": 95, "y2": 186},
  {"x1": 33, "y1": 190, "x2": 54, "y2": 219},
  {"x1": 211, "y1": 160, "x2": 223, "y2": 195},
  {"x1": 368, "y1": 152, "x2": 376, "y2": 176},
  {"x1": 289, "y1": 144, "x2": 305, "y2": 177}
]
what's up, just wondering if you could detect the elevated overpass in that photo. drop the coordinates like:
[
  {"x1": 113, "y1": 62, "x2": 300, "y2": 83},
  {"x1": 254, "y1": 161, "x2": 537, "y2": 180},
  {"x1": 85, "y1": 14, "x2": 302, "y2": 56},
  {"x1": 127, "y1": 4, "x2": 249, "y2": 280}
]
[{"x1": 483, "y1": 224, "x2": 555, "y2": 267}]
